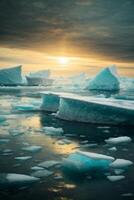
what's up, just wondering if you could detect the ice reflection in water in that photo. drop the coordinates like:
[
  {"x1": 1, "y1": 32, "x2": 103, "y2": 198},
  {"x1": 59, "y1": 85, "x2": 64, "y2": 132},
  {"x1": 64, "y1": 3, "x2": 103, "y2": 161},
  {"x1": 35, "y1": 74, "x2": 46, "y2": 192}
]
[{"x1": 0, "y1": 92, "x2": 134, "y2": 200}]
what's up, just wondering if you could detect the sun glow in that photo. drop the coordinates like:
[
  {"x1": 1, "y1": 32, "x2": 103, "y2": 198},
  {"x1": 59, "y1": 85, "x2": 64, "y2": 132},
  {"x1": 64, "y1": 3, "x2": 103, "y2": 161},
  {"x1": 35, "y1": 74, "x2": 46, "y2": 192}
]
[{"x1": 58, "y1": 57, "x2": 69, "y2": 65}]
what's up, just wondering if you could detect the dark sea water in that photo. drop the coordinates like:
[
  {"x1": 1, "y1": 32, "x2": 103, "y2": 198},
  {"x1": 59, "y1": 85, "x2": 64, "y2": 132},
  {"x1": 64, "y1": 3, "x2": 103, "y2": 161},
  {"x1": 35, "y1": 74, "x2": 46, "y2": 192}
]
[{"x1": 0, "y1": 84, "x2": 134, "y2": 200}]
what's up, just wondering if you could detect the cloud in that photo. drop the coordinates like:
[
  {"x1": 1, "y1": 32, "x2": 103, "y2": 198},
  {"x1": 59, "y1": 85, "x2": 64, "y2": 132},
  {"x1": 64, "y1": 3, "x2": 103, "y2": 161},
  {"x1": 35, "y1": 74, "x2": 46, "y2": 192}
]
[{"x1": 0, "y1": 0, "x2": 134, "y2": 62}]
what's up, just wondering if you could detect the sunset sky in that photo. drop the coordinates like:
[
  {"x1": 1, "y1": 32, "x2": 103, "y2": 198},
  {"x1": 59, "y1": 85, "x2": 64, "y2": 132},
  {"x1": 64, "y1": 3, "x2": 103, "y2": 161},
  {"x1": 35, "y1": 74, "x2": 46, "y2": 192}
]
[{"x1": 0, "y1": 0, "x2": 134, "y2": 76}]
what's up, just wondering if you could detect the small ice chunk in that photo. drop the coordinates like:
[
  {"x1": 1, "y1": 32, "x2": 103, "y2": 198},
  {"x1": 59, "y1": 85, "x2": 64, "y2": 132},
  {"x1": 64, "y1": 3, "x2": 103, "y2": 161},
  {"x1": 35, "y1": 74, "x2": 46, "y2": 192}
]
[
  {"x1": 38, "y1": 160, "x2": 60, "y2": 168},
  {"x1": 15, "y1": 156, "x2": 32, "y2": 161},
  {"x1": 12, "y1": 104, "x2": 39, "y2": 112},
  {"x1": 31, "y1": 166, "x2": 44, "y2": 171},
  {"x1": 105, "y1": 136, "x2": 132, "y2": 145},
  {"x1": 121, "y1": 193, "x2": 133, "y2": 197},
  {"x1": 110, "y1": 159, "x2": 133, "y2": 169},
  {"x1": 57, "y1": 139, "x2": 71, "y2": 145},
  {"x1": 0, "y1": 139, "x2": 10, "y2": 144},
  {"x1": 31, "y1": 169, "x2": 53, "y2": 178},
  {"x1": 107, "y1": 175, "x2": 125, "y2": 182},
  {"x1": 3, "y1": 149, "x2": 12, "y2": 153},
  {"x1": 108, "y1": 147, "x2": 117, "y2": 151},
  {"x1": 0, "y1": 173, "x2": 39, "y2": 189},
  {"x1": 43, "y1": 127, "x2": 64, "y2": 136},
  {"x1": 9, "y1": 129, "x2": 24, "y2": 136},
  {"x1": 62, "y1": 151, "x2": 114, "y2": 174},
  {"x1": 114, "y1": 169, "x2": 125, "y2": 175},
  {"x1": 0, "y1": 116, "x2": 6, "y2": 124},
  {"x1": 22, "y1": 145, "x2": 42, "y2": 153}
]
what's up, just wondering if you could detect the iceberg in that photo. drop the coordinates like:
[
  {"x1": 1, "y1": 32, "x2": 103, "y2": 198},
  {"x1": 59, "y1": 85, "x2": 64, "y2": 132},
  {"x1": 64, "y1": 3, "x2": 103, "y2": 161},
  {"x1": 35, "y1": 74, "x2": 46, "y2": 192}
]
[
  {"x1": 0, "y1": 65, "x2": 23, "y2": 86},
  {"x1": 62, "y1": 151, "x2": 114, "y2": 174},
  {"x1": 86, "y1": 65, "x2": 120, "y2": 91},
  {"x1": 105, "y1": 136, "x2": 132, "y2": 145},
  {"x1": 56, "y1": 95, "x2": 134, "y2": 125},
  {"x1": 0, "y1": 173, "x2": 39, "y2": 189},
  {"x1": 26, "y1": 69, "x2": 53, "y2": 86}
]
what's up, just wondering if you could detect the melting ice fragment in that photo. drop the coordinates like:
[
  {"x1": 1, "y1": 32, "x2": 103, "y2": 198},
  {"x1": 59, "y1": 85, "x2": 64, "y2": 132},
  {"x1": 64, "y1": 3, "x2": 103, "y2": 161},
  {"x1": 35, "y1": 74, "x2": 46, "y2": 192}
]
[
  {"x1": 22, "y1": 145, "x2": 43, "y2": 153},
  {"x1": 62, "y1": 151, "x2": 114, "y2": 174},
  {"x1": 38, "y1": 160, "x2": 60, "y2": 168},
  {"x1": 31, "y1": 169, "x2": 53, "y2": 178},
  {"x1": 43, "y1": 126, "x2": 64, "y2": 136},
  {"x1": 0, "y1": 173, "x2": 39, "y2": 189},
  {"x1": 107, "y1": 175, "x2": 125, "y2": 182},
  {"x1": 86, "y1": 65, "x2": 120, "y2": 91},
  {"x1": 15, "y1": 156, "x2": 32, "y2": 161},
  {"x1": 12, "y1": 104, "x2": 39, "y2": 112},
  {"x1": 110, "y1": 159, "x2": 133, "y2": 169},
  {"x1": 0, "y1": 116, "x2": 6, "y2": 124},
  {"x1": 105, "y1": 136, "x2": 132, "y2": 145},
  {"x1": 0, "y1": 139, "x2": 10, "y2": 144}
]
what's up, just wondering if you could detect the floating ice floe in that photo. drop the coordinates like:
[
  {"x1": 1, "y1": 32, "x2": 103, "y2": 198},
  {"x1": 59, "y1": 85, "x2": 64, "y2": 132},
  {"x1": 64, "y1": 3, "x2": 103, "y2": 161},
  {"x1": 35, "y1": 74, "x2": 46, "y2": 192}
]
[
  {"x1": 43, "y1": 126, "x2": 64, "y2": 136},
  {"x1": 110, "y1": 159, "x2": 133, "y2": 169},
  {"x1": 22, "y1": 145, "x2": 43, "y2": 153},
  {"x1": 108, "y1": 147, "x2": 117, "y2": 151},
  {"x1": 38, "y1": 160, "x2": 60, "y2": 168},
  {"x1": 107, "y1": 175, "x2": 125, "y2": 182},
  {"x1": 56, "y1": 95, "x2": 134, "y2": 125},
  {"x1": 26, "y1": 69, "x2": 53, "y2": 86},
  {"x1": 86, "y1": 65, "x2": 120, "y2": 91},
  {"x1": 31, "y1": 166, "x2": 44, "y2": 171},
  {"x1": 62, "y1": 151, "x2": 114, "y2": 174},
  {"x1": 105, "y1": 136, "x2": 132, "y2": 145},
  {"x1": 0, "y1": 116, "x2": 6, "y2": 124},
  {"x1": 31, "y1": 169, "x2": 53, "y2": 178},
  {"x1": 0, "y1": 65, "x2": 23, "y2": 86},
  {"x1": 9, "y1": 129, "x2": 24, "y2": 136},
  {"x1": 0, "y1": 139, "x2": 10, "y2": 144},
  {"x1": 0, "y1": 173, "x2": 39, "y2": 189},
  {"x1": 12, "y1": 104, "x2": 40, "y2": 112},
  {"x1": 15, "y1": 156, "x2": 32, "y2": 161}
]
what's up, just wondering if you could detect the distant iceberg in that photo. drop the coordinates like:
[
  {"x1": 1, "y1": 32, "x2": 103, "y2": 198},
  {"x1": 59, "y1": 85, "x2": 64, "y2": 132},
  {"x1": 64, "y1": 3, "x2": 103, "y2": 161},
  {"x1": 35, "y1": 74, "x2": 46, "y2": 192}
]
[
  {"x1": 26, "y1": 69, "x2": 53, "y2": 86},
  {"x1": 0, "y1": 65, "x2": 23, "y2": 86},
  {"x1": 56, "y1": 95, "x2": 134, "y2": 125},
  {"x1": 86, "y1": 65, "x2": 120, "y2": 91}
]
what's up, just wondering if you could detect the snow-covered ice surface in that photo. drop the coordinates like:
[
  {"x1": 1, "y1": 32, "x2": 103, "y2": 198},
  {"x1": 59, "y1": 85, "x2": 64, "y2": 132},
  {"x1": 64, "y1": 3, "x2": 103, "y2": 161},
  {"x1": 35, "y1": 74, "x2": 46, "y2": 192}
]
[{"x1": 0, "y1": 75, "x2": 134, "y2": 200}]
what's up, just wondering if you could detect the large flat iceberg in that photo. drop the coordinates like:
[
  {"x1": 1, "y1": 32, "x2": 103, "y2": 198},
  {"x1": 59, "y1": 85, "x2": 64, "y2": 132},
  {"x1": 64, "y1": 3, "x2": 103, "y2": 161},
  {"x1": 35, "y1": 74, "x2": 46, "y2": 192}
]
[
  {"x1": 0, "y1": 65, "x2": 23, "y2": 86},
  {"x1": 86, "y1": 65, "x2": 120, "y2": 91},
  {"x1": 56, "y1": 95, "x2": 134, "y2": 125}
]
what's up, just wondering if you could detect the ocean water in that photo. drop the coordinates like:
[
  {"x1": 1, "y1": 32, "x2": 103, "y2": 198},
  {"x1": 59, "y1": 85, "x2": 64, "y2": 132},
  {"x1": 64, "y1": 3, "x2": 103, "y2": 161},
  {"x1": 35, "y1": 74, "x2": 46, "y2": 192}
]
[{"x1": 0, "y1": 82, "x2": 134, "y2": 200}]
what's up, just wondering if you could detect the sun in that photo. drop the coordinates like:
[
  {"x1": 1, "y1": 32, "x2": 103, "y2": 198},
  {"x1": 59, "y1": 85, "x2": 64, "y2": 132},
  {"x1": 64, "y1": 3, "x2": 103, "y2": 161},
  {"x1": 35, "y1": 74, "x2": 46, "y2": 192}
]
[{"x1": 58, "y1": 57, "x2": 69, "y2": 65}]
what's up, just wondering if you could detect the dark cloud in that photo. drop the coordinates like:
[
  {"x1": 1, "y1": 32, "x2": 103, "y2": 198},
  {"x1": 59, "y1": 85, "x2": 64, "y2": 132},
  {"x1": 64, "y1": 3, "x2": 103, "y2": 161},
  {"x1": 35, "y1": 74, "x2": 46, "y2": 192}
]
[{"x1": 0, "y1": 0, "x2": 134, "y2": 62}]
